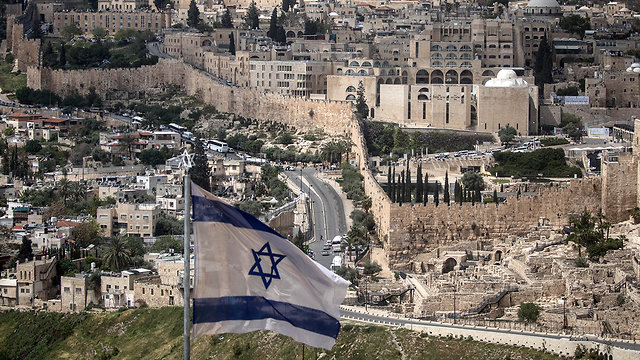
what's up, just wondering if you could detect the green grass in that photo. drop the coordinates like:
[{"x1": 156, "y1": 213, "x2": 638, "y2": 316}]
[
  {"x1": 0, "y1": 57, "x2": 27, "y2": 93},
  {"x1": 0, "y1": 308, "x2": 564, "y2": 360},
  {"x1": 492, "y1": 179, "x2": 511, "y2": 184}
]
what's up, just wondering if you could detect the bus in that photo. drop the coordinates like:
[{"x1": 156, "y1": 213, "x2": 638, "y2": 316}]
[
  {"x1": 208, "y1": 140, "x2": 230, "y2": 153},
  {"x1": 168, "y1": 123, "x2": 186, "y2": 133},
  {"x1": 331, "y1": 235, "x2": 342, "y2": 252},
  {"x1": 331, "y1": 256, "x2": 342, "y2": 271}
]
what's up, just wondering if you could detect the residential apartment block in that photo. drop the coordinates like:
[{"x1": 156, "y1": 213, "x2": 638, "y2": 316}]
[{"x1": 97, "y1": 202, "x2": 160, "y2": 237}]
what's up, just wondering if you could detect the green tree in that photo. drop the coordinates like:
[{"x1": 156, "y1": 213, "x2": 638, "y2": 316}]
[
  {"x1": 61, "y1": 24, "x2": 82, "y2": 41},
  {"x1": 434, "y1": 182, "x2": 439, "y2": 206},
  {"x1": 275, "y1": 25, "x2": 287, "y2": 44},
  {"x1": 363, "y1": 260, "x2": 382, "y2": 275},
  {"x1": 559, "y1": 15, "x2": 591, "y2": 39},
  {"x1": 229, "y1": 32, "x2": 236, "y2": 55},
  {"x1": 58, "y1": 43, "x2": 66, "y2": 68},
  {"x1": 461, "y1": 171, "x2": 484, "y2": 192},
  {"x1": 92, "y1": 27, "x2": 107, "y2": 40},
  {"x1": 405, "y1": 165, "x2": 411, "y2": 203},
  {"x1": 493, "y1": 189, "x2": 498, "y2": 204},
  {"x1": 103, "y1": 237, "x2": 132, "y2": 271},
  {"x1": 423, "y1": 171, "x2": 428, "y2": 206},
  {"x1": 191, "y1": 138, "x2": 211, "y2": 191},
  {"x1": 267, "y1": 8, "x2": 278, "y2": 40},
  {"x1": 42, "y1": 41, "x2": 57, "y2": 68},
  {"x1": 71, "y1": 220, "x2": 102, "y2": 248},
  {"x1": 282, "y1": 0, "x2": 291, "y2": 12},
  {"x1": 535, "y1": 36, "x2": 553, "y2": 88},
  {"x1": 415, "y1": 163, "x2": 423, "y2": 204},
  {"x1": 187, "y1": 0, "x2": 201, "y2": 28},
  {"x1": 24, "y1": 140, "x2": 42, "y2": 154},
  {"x1": 355, "y1": 80, "x2": 369, "y2": 120},
  {"x1": 443, "y1": 171, "x2": 450, "y2": 205},
  {"x1": 139, "y1": 148, "x2": 166, "y2": 166},
  {"x1": 221, "y1": 8, "x2": 233, "y2": 28},
  {"x1": 498, "y1": 124, "x2": 517, "y2": 146},
  {"x1": 518, "y1": 302, "x2": 541, "y2": 323},
  {"x1": 245, "y1": 1, "x2": 259, "y2": 29},
  {"x1": 17, "y1": 236, "x2": 33, "y2": 262},
  {"x1": 560, "y1": 113, "x2": 583, "y2": 140},
  {"x1": 391, "y1": 167, "x2": 396, "y2": 203}
]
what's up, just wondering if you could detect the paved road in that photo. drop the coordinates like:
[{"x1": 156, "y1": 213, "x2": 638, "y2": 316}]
[
  {"x1": 285, "y1": 168, "x2": 347, "y2": 269},
  {"x1": 340, "y1": 308, "x2": 640, "y2": 353},
  {"x1": 146, "y1": 41, "x2": 171, "y2": 59}
]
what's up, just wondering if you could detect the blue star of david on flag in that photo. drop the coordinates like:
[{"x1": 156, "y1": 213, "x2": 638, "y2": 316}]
[{"x1": 248, "y1": 242, "x2": 286, "y2": 289}]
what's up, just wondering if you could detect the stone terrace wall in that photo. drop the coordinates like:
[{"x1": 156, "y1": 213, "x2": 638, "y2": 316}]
[
  {"x1": 386, "y1": 179, "x2": 602, "y2": 270},
  {"x1": 601, "y1": 155, "x2": 637, "y2": 223}
]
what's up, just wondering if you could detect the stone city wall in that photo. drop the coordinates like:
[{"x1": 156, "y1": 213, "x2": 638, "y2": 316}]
[
  {"x1": 601, "y1": 155, "x2": 638, "y2": 223},
  {"x1": 384, "y1": 179, "x2": 602, "y2": 270}
]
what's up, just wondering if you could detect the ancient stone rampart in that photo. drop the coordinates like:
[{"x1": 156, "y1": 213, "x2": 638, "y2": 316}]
[
  {"x1": 384, "y1": 179, "x2": 602, "y2": 269},
  {"x1": 28, "y1": 59, "x2": 187, "y2": 96},
  {"x1": 601, "y1": 154, "x2": 637, "y2": 223}
]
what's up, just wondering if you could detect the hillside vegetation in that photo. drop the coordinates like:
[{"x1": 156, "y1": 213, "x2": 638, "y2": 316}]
[{"x1": 0, "y1": 307, "x2": 565, "y2": 360}]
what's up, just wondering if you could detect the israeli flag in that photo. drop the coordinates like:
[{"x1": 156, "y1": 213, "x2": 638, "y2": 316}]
[{"x1": 191, "y1": 183, "x2": 349, "y2": 350}]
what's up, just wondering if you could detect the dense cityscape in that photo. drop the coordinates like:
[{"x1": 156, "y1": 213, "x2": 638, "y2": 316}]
[{"x1": 1, "y1": 0, "x2": 640, "y2": 358}]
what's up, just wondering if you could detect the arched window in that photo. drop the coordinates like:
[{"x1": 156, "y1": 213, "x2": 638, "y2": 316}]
[
  {"x1": 418, "y1": 87, "x2": 429, "y2": 93},
  {"x1": 460, "y1": 53, "x2": 472, "y2": 60},
  {"x1": 460, "y1": 61, "x2": 473, "y2": 68},
  {"x1": 362, "y1": 61, "x2": 372, "y2": 67},
  {"x1": 346, "y1": 94, "x2": 356, "y2": 100},
  {"x1": 460, "y1": 45, "x2": 472, "y2": 52},
  {"x1": 345, "y1": 69, "x2": 356, "y2": 75},
  {"x1": 431, "y1": 53, "x2": 443, "y2": 59},
  {"x1": 446, "y1": 45, "x2": 457, "y2": 51},
  {"x1": 432, "y1": 61, "x2": 443, "y2": 67},
  {"x1": 460, "y1": 70, "x2": 473, "y2": 84},
  {"x1": 446, "y1": 61, "x2": 457, "y2": 67},
  {"x1": 416, "y1": 69, "x2": 429, "y2": 84},
  {"x1": 418, "y1": 94, "x2": 429, "y2": 100},
  {"x1": 358, "y1": 69, "x2": 368, "y2": 76},
  {"x1": 445, "y1": 70, "x2": 458, "y2": 84},
  {"x1": 431, "y1": 44, "x2": 442, "y2": 51},
  {"x1": 374, "y1": 61, "x2": 381, "y2": 67},
  {"x1": 488, "y1": 44, "x2": 497, "y2": 48},
  {"x1": 346, "y1": 86, "x2": 356, "y2": 92},
  {"x1": 349, "y1": 61, "x2": 360, "y2": 67},
  {"x1": 482, "y1": 70, "x2": 495, "y2": 76},
  {"x1": 382, "y1": 61, "x2": 390, "y2": 68},
  {"x1": 445, "y1": 53, "x2": 458, "y2": 59}
]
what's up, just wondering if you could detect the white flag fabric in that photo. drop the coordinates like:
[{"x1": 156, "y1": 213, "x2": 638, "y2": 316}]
[{"x1": 191, "y1": 183, "x2": 349, "y2": 350}]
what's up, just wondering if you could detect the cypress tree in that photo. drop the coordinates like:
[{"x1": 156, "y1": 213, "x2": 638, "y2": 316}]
[
  {"x1": 229, "y1": 32, "x2": 236, "y2": 55},
  {"x1": 416, "y1": 163, "x2": 423, "y2": 204},
  {"x1": 475, "y1": 189, "x2": 481, "y2": 203},
  {"x1": 500, "y1": 183, "x2": 504, "y2": 192},
  {"x1": 423, "y1": 172, "x2": 429, "y2": 206},
  {"x1": 59, "y1": 43, "x2": 66, "y2": 68},
  {"x1": 191, "y1": 138, "x2": 211, "y2": 191},
  {"x1": 221, "y1": 8, "x2": 233, "y2": 28},
  {"x1": 398, "y1": 174, "x2": 403, "y2": 206},
  {"x1": 493, "y1": 189, "x2": 498, "y2": 204},
  {"x1": 267, "y1": 8, "x2": 278, "y2": 40},
  {"x1": 434, "y1": 182, "x2": 439, "y2": 207},
  {"x1": 387, "y1": 166, "x2": 392, "y2": 197},
  {"x1": 187, "y1": 0, "x2": 201, "y2": 28},
  {"x1": 400, "y1": 170, "x2": 405, "y2": 205},
  {"x1": 406, "y1": 165, "x2": 412, "y2": 203},
  {"x1": 391, "y1": 167, "x2": 396, "y2": 203},
  {"x1": 471, "y1": 189, "x2": 475, "y2": 205},
  {"x1": 443, "y1": 171, "x2": 450, "y2": 205},
  {"x1": 245, "y1": 1, "x2": 259, "y2": 29}
]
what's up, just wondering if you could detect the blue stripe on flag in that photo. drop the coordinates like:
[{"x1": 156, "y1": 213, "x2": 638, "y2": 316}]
[
  {"x1": 193, "y1": 296, "x2": 341, "y2": 339},
  {"x1": 192, "y1": 195, "x2": 284, "y2": 239}
]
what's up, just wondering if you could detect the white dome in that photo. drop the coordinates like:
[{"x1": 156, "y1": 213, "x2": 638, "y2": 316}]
[
  {"x1": 627, "y1": 67, "x2": 634, "y2": 72},
  {"x1": 578, "y1": 6, "x2": 590, "y2": 11},
  {"x1": 485, "y1": 69, "x2": 529, "y2": 87},
  {"x1": 329, "y1": 12, "x2": 339, "y2": 17},
  {"x1": 527, "y1": 0, "x2": 560, "y2": 8},
  {"x1": 634, "y1": 68, "x2": 640, "y2": 73},
  {"x1": 496, "y1": 69, "x2": 517, "y2": 80},
  {"x1": 632, "y1": 63, "x2": 640, "y2": 68}
]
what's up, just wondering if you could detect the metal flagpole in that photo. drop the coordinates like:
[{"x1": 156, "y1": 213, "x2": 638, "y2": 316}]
[
  {"x1": 183, "y1": 172, "x2": 191, "y2": 360},
  {"x1": 181, "y1": 149, "x2": 193, "y2": 360}
]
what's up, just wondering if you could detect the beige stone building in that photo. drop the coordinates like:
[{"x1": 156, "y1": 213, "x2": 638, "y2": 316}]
[
  {"x1": 16, "y1": 256, "x2": 58, "y2": 306},
  {"x1": 249, "y1": 60, "x2": 329, "y2": 97},
  {"x1": 60, "y1": 274, "x2": 100, "y2": 312},
  {"x1": 52, "y1": 10, "x2": 169, "y2": 36},
  {"x1": 0, "y1": 278, "x2": 17, "y2": 306},
  {"x1": 133, "y1": 258, "x2": 192, "y2": 307},
  {"x1": 101, "y1": 269, "x2": 151, "y2": 308},
  {"x1": 97, "y1": 202, "x2": 160, "y2": 237}
]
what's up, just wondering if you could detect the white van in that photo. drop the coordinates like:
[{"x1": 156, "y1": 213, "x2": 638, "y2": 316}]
[
  {"x1": 331, "y1": 235, "x2": 342, "y2": 252},
  {"x1": 331, "y1": 256, "x2": 342, "y2": 271}
]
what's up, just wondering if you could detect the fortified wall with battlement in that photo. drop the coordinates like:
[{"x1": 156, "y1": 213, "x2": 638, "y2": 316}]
[{"x1": 27, "y1": 59, "x2": 640, "y2": 271}]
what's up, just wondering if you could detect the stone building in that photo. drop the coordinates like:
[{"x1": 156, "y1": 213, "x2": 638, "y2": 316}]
[
  {"x1": 97, "y1": 202, "x2": 160, "y2": 237},
  {"x1": 98, "y1": 0, "x2": 150, "y2": 11},
  {"x1": 101, "y1": 269, "x2": 151, "y2": 308},
  {"x1": 0, "y1": 278, "x2": 17, "y2": 306},
  {"x1": 52, "y1": 9, "x2": 169, "y2": 36},
  {"x1": 60, "y1": 273, "x2": 100, "y2": 312},
  {"x1": 249, "y1": 60, "x2": 329, "y2": 97},
  {"x1": 15, "y1": 256, "x2": 57, "y2": 306}
]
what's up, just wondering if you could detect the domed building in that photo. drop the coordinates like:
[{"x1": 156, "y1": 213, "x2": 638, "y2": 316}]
[
  {"x1": 485, "y1": 69, "x2": 529, "y2": 87},
  {"x1": 525, "y1": 0, "x2": 562, "y2": 16}
]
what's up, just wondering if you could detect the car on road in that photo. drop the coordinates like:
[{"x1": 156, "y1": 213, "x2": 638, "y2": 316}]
[
  {"x1": 321, "y1": 250, "x2": 330, "y2": 256},
  {"x1": 323, "y1": 244, "x2": 331, "y2": 250}
]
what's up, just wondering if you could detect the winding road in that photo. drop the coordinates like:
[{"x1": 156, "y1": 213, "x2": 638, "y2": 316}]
[{"x1": 285, "y1": 168, "x2": 347, "y2": 269}]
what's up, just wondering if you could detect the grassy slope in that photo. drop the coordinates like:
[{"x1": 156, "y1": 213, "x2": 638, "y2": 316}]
[
  {"x1": 0, "y1": 58, "x2": 26, "y2": 93},
  {"x1": 0, "y1": 308, "x2": 563, "y2": 360}
]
